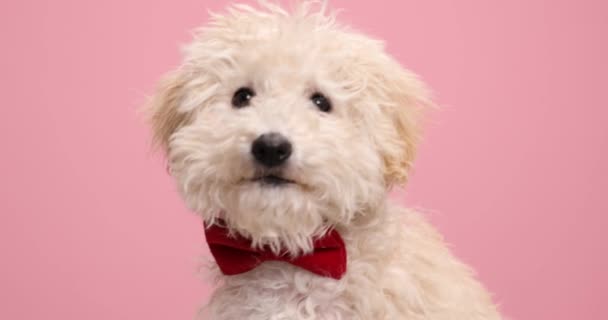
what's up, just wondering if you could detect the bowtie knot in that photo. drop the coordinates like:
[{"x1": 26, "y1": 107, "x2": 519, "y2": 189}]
[{"x1": 204, "y1": 222, "x2": 347, "y2": 280}]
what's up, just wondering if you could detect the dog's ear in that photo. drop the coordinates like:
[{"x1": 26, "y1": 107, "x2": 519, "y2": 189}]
[
  {"x1": 377, "y1": 61, "x2": 433, "y2": 187},
  {"x1": 145, "y1": 70, "x2": 191, "y2": 153}
]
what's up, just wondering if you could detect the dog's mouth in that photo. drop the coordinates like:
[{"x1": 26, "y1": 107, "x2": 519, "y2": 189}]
[{"x1": 250, "y1": 174, "x2": 295, "y2": 186}]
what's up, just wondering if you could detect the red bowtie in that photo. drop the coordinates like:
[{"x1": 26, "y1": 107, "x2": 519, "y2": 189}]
[{"x1": 204, "y1": 222, "x2": 347, "y2": 280}]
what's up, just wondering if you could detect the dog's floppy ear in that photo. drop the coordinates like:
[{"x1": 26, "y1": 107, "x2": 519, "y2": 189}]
[
  {"x1": 377, "y1": 61, "x2": 433, "y2": 187},
  {"x1": 145, "y1": 70, "x2": 191, "y2": 153}
]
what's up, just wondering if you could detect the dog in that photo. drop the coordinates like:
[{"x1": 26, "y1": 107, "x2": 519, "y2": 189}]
[{"x1": 146, "y1": 1, "x2": 502, "y2": 319}]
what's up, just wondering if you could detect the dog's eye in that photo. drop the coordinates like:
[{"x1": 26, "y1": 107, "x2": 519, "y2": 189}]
[
  {"x1": 311, "y1": 92, "x2": 332, "y2": 113},
  {"x1": 232, "y1": 87, "x2": 255, "y2": 108}
]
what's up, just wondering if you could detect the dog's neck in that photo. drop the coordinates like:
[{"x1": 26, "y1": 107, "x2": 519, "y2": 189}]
[
  {"x1": 207, "y1": 198, "x2": 400, "y2": 280},
  {"x1": 336, "y1": 198, "x2": 401, "y2": 253},
  {"x1": 205, "y1": 200, "x2": 408, "y2": 319}
]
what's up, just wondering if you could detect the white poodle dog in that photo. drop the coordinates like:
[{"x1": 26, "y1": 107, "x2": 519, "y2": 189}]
[{"x1": 146, "y1": 1, "x2": 502, "y2": 319}]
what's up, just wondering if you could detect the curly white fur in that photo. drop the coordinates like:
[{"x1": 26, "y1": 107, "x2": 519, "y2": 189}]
[{"x1": 146, "y1": 1, "x2": 502, "y2": 319}]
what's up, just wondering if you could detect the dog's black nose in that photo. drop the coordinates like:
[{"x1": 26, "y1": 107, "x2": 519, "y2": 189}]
[{"x1": 251, "y1": 132, "x2": 292, "y2": 167}]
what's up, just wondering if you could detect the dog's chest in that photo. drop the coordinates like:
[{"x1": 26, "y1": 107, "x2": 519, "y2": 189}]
[{"x1": 206, "y1": 261, "x2": 359, "y2": 320}]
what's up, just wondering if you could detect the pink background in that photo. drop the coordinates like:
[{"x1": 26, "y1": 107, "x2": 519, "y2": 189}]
[{"x1": 1, "y1": 1, "x2": 606, "y2": 319}]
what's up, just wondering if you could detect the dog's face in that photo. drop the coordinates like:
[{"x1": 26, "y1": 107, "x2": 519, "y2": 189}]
[{"x1": 148, "y1": 3, "x2": 430, "y2": 254}]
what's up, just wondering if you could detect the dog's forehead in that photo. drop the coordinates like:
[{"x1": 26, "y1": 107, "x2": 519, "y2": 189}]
[
  {"x1": 183, "y1": 9, "x2": 397, "y2": 105},
  {"x1": 225, "y1": 32, "x2": 374, "y2": 92},
  {"x1": 234, "y1": 46, "x2": 327, "y2": 86}
]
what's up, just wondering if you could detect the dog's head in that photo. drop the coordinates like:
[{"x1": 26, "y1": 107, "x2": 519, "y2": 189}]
[{"x1": 147, "y1": 2, "x2": 431, "y2": 254}]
